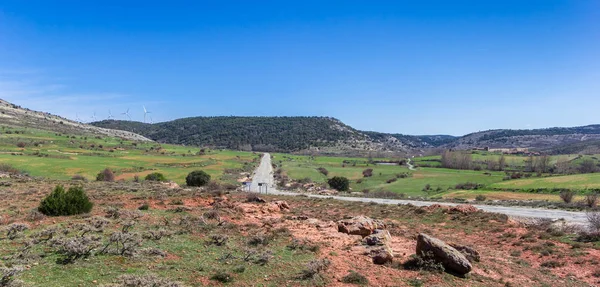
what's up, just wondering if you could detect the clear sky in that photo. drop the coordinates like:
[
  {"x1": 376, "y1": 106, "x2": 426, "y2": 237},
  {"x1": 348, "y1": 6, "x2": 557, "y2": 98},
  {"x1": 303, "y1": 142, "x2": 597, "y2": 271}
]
[{"x1": 0, "y1": 0, "x2": 598, "y2": 136}]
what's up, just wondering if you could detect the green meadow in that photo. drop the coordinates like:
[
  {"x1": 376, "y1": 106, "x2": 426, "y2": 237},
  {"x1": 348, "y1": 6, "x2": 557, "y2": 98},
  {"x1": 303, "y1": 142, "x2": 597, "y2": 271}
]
[{"x1": 0, "y1": 127, "x2": 258, "y2": 184}]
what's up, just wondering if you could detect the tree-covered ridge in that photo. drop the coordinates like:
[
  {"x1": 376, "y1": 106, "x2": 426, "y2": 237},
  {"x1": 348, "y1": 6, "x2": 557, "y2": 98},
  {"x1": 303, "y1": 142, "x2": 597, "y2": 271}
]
[
  {"x1": 477, "y1": 125, "x2": 600, "y2": 141},
  {"x1": 92, "y1": 116, "x2": 367, "y2": 152}
]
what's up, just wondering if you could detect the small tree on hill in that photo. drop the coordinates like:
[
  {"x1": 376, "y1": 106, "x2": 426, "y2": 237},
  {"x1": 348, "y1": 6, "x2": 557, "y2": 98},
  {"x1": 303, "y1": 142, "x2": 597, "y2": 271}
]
[
  {"x1": 362, "y1": 168, "x2": 373, "y2": 177},
  {"x1": 328, "y1": 176, "x2": 349, "y2": 192},
  {"x1": 186, "y1": 170, "x2": 211, "y2": 187},
  {"x1": 145, "y1": 172, "x2": 167, "y2": 182},
  {"x1": 96, "y1": 168, "x2": 115, "y2": 182},
  {"x1": 39, "y1": 185, "x2": 93, "y2": 216}
]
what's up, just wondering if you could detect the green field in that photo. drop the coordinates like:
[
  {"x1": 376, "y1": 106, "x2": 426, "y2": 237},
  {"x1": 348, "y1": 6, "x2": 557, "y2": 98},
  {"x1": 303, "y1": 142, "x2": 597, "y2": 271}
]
[
  {"x1": 273, "y1": 154, "x2": 506, "y2": 196},
  {"x1": 490, "y1": 173, "x2": 600, "y2": 190},
  {"x1": 0, "y1": 127, "x2": 258, "y2": 184}
]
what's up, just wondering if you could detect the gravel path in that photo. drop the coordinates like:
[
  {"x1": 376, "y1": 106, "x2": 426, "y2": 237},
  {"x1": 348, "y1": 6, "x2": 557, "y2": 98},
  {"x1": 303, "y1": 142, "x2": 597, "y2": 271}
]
[{"x1": 251, "y1": 153, "x2": 589, "y2": 225}]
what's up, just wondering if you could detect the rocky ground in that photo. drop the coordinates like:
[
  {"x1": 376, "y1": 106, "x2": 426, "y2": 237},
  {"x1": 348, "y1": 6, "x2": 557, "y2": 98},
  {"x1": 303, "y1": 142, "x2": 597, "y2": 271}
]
[{"x1": 1, "y1": 177, "x2": 600, "y2": 286}]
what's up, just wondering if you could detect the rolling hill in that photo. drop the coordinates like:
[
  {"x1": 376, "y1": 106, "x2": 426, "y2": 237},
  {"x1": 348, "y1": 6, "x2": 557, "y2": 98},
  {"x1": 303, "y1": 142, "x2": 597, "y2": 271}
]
[
  {"x1": 92, "y1": 116, "x2": 429, "y2": 154},
  {"x1": 444, "y1": 125, "x2": 600, "y2": 150},
  {"x1": 2, "y1": 98, "x2": 599, "y2": 154},
  {"x1": 0, "y1": 99, "x2": 151, "y2": 142}
]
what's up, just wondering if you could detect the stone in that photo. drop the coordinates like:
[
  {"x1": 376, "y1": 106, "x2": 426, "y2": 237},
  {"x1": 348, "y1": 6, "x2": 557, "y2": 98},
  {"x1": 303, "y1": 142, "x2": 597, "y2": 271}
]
[
  {"x1": 364, "y1": 229, "x2": 392, "y2": 246},
  {"x1": 416, "y1": 233, "x2": 472, "y2": 275},
  {"x1": 450, "y1": 243, "x2": 480, "y2": 263},
  {"x1": 337, "y1": 216, "x2": 385, "y2": 237},
  {"x1": 371, "y1": 245, "x2": 394, "y2": 265}
]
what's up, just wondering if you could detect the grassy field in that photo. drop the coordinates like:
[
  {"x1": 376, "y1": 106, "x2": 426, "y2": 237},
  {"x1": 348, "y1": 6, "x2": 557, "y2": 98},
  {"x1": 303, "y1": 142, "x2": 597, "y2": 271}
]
[
  {"x1": 0, "y1": 127, "x2": 258, "y2": 184},
  {"x1": 490, "y1": 173, "x2": 600, "y2": 190},
  {"x1": 273, "y1": 153, "x2": 506, "y2": 197}
]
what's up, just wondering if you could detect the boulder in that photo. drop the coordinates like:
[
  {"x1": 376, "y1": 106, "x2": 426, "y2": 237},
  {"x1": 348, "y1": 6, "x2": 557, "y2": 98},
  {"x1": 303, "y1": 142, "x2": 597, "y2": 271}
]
[
  {"x1": 273, "y1": 201, "x2": 290, "y2": 210},
  {"x1": 364, "y1": 229, "x2": 392, "y2": 246},
  {"x1": 450, "y1": 243, "x2": 480, "y2": 263},
  {"x1": 371, "y1": 245, "x2": 394, "y2": 265},
  {"x1": 416, "y1": 233, "x2": 472, "y2": 275},
  {"x1": 337, "y1": 216, "x2": 385, "y2": 237}
]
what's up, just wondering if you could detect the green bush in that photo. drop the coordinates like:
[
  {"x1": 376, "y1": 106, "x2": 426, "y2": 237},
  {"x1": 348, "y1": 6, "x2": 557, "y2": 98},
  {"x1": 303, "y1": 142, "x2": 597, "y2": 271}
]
[
  {"x1": 38, "y1": 185, "x2": 93, "y2": 216},
  {"x1": 145, "y1": 172, "x2": 167, "y2": 182},
  {"x1": 96, "y1": 168, "x2": 115, "y2": 182},
  {"x1": 328, "y1": 176, "x2": 349, "y2": 191},
  {"x1": 186, "y1": 170, "x2": 211, "y2": 187}
]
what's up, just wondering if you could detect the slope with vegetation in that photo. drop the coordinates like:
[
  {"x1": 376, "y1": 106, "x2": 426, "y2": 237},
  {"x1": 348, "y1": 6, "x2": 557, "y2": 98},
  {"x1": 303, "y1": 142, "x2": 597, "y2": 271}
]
[
  {"x1": 446, "y1": 125, "x2": 600, "y2": 150},
  {"x1": 0, "y1": 99, "x2": 150, "y2": 142}
]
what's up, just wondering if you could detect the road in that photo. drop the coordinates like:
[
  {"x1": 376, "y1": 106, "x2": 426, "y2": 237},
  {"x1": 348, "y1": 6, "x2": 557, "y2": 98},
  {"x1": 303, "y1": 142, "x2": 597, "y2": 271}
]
[
  {"x1": 407, "y1": 158, "x2": 416, "y2": 171},
  {"x1": 251, "y1": 153, "x2": 589, "y2": 225}
]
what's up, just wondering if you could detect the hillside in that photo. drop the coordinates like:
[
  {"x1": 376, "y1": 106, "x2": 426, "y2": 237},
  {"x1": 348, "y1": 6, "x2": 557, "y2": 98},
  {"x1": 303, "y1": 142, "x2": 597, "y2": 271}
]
[
  {"x1": 445, "y1": 125, "x2": 600, "y2": 150},
  {"x1": 93, "y1": 117, "x2": 405, "y2": 153},
  {"x1": 0, "y1": 99, "x2": 151, "y2": 141},
  {"x1": 92, "y1": 117, "x2": 455, "y2": 153}
]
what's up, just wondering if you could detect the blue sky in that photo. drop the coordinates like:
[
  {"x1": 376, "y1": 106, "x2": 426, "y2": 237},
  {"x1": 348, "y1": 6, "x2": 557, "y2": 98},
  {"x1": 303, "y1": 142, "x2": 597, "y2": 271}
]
[{"x1": 0, "y1": 0, "x2": 598, "y2": 135}]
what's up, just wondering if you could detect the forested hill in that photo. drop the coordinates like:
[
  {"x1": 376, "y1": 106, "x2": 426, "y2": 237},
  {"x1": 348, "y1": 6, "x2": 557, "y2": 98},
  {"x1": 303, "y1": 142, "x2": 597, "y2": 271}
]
[
  {"x1": 445, "y1": 125, "x2": 600, "y2": 150},
  {"x1": 92, "y1": 116, "x2": 373, "y2": 152}
]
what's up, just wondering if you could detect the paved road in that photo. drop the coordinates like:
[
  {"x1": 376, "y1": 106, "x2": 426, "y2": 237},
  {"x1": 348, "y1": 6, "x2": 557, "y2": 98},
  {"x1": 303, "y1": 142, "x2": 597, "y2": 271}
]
[
  {"x1": 251, "y1": 153, "x2": 589, "y2": 225},
  {"x1": 407, "y1": 158, "x2": 416, "y2": 171}
]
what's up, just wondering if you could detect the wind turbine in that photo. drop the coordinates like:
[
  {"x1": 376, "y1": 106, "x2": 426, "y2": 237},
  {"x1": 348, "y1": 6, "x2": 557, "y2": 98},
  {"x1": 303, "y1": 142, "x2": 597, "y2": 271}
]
[
  {"x1": 121, "y1": 108, "x2": 131, "y2": 120},
  {"x1": 90, "y1": 112, "x2": 97, "y2": 122},
  {"x1": 107, "y1": 110, "x2": 114, "y2": 120},
  {"x1": 143, "y1": 106, "x2": 151, "y2": 123},
  {"x1": 75, "y1": 113, "x2": 82, "y2": 122}
]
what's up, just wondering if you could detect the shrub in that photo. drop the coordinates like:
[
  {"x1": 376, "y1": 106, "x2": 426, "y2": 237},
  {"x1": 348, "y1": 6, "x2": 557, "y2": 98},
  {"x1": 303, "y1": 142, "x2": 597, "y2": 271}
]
[
  {"x1": 328, "y1": 176, "x2": 349, "y2": 192},
  {"x1": 210, "y1": 271, "x2": 233, "y2": 283},
  {"x1": 138, "y1": 203, "x2": 149, "y2": 211},
  {"x1": 586, "y1": 193, "x2": 599, "y2": 208},
  {"x1": 454, "y1": 182, "x2": 483, "y2": 190},
  {"x1": 6, "y1": 223, "x2": 29, "y2": 240},
  {"x1": 475, "y1": 195, "x2": 487, "y2": 201},
  {"x1": 38, "y1": 185, "x2": 93, "y2": 216},
  {"x1": 386, "y1": 178, "x2": 397, "y2": 184},
  {"x1": 362, "y1": 168, "x2": 373, "y2": 177},
  {"x1": 317, "y1": 167, "x2": 329, "y2": 176},
  {"x1": 403, "y1": 251, "x2": 445, "y2": 273},
  {"x1": 1, "y1": 266, "x2": 24, "y2": 287},
  {"x1": 185, "y1": 170, "x2": 211, "y2": 187},
  {"x1": 341, "y1": 271, "x2": 369, "y2": 285},
  {"x1": 559, "y1": 190, "x2": 576, "y2": 203},
  {"x1": 16, "y1": 142, "x2": 26, "y2": 148},
  {"x1": 587, "y1": 212, "x2": 600, "y2": 232},
  {"x1": 540, "y1": 260, "x2": 564, "y2": 268},
  {"x1": 107, "y1": 274, "x2": 182, "y2": 287},
  {"x1": 96, "y1": 168, "x2": 115, "y2": 182},
  {"x1": 0, "y1": 163, "x2": 22, "y2": 175},
  {"x1": 145, "y1": 172, "x2": 167, "y2": 182},
  {"x1": 422, "y1": 184, "x2": 431, "y2": 191},
  {"x1": 299, "y1": 259, "x2": 330, "y2": 281}
]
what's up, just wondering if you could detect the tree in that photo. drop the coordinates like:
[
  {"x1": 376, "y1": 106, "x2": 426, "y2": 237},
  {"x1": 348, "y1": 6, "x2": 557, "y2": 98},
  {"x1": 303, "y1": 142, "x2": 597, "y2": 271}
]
[
  {"x1": 498, "y1": 155, "x2": 506, "y2": 171},
  {"x1": 186, "y1": 170, "x2": 211, "y2": 187},
  {"x1": 579, "y1": 159, "x2": 597, "y2": 174},
  {"x1": 328, "y1": 176, "x2": 350, "y2": 192}
]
